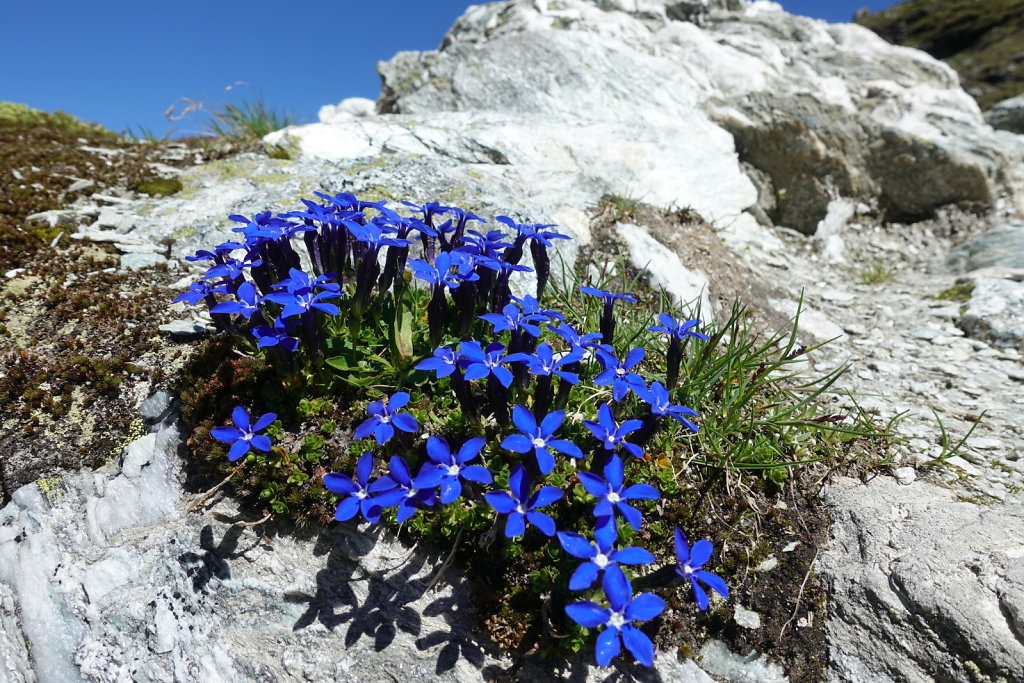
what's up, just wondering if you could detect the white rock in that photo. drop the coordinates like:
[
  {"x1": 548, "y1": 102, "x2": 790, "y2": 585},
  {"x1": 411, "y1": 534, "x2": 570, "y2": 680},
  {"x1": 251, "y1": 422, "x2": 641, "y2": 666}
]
[{"x1": 617, "y1": 222, "x2": 713, "y2": 315}]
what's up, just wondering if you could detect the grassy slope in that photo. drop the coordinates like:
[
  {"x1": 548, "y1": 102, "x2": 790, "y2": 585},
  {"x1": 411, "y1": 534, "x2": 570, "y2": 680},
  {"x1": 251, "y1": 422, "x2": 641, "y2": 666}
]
[{"x1": 855, "y1": 0, "x2": 1024, "y2": 109}]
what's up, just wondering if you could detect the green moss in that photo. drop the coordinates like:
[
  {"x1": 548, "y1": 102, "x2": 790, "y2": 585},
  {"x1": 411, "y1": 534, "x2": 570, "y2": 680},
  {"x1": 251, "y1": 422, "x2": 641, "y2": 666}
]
[
  {"x1": 934, "y1": 281, "x2": 975, "y2": 302},
  {"x1": 134, "y1": 178, "x2": 183, "y2": 197},
  {"x1": 0, "y1": 102, "x2": 118, "y2": 139}
]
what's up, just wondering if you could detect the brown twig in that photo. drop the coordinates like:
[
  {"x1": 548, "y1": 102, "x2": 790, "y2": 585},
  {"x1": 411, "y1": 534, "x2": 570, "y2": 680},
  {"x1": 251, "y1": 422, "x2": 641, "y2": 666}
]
[
  {"x1": 187, "y1": 463, "x2": 244, "y2": 511},
  {"x1": 777, "y1": 546, "x2": 820, "y2": 642}
]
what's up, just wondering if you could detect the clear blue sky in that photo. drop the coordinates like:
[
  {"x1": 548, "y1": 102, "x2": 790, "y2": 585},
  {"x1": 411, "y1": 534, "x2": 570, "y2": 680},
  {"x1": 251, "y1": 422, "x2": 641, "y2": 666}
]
[{"x1": 1, "y1": 1, "x2": 898, "y2": 138}]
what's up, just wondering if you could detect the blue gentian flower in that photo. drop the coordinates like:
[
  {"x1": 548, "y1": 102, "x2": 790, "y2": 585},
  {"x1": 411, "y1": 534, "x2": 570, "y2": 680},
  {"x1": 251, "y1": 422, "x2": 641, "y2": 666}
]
[
  {"x1": 547, "y1": 322, "x2": 611, "y2": 353},
  {"x1": 583, "y1": 404, "x2": 644, "y2": 458},
  {"x1": 495, "y1": 216, "x2": 570, "y2": 247},
  {"x1": 578, "y1": 286, "x2": 637, "y2": 304},
  {"x1": 324, "y1": 452, "x2": 385, "y2": 523},
  {"x1": 649, "y1": 314, "x2": 709, "y2": 341},
  {"x1": 409, "y1": 252, "x2": 467, "y2": 289},
  {"x1": 594, "y1": 348, "x2": 647, "y2": 401},
  {"x1": 368, "y1": 456, "x2": 437, "y2": 523},
  {"x1": 273, "y1": 268, "x2": 341, "y2": 294},
  {"x1": 354, "y1": 391, "x2": 419, "y2": 445},
  {"x1": 674, "y1": 527, "x2": 729, "y2": 610},
  {"x1": 500, "y1": 406, "x2": 583, "y2": 474},
  {"x1": 201, "y1": 254, "x2": 263, "y2": 282},
  {"x1": 505, "y1": 344, "x2": 583, "y2": 384},
  {"x1": 577, "y1": 455, "x2": 659, "y2": 530},
  {"x1": 565, "y1": 565, "x2": 665, "y2": 667},
  {"x1": 172, "y1": 279, "x2": 227, "y2": 307},
  {"x1": 252, "y1": 317, "x2": 300, "y2": 352},
  {"x1": 414, "y1": 345, "x2": 459, "y2": 378},
  {"x1": 511, "y1": 294, "x2": 566, "y2": 323},
  {"x1": 484, "y1": 465, "x2": 562, "y2": 537},
  {"x1": 185, "y1": 241, "x2": 244, "y2": 263},
  {"x1": 557, "y1": 522, "x2": 655, "y2": 590},
  {"x1": 210, "y1": 406, "x2": 277, "y2": 461},
  {"x1": 413, "y1": 436, "x2": 493, "y2": 504},
  {"x1": 635, "y1": 381, "x2": 699, "y2": 432},
  {"x1": 460, "y1": 341, "x2": 515, "y2": 388},
  {"x1": 210, "y1": 281, "x2": 262, "y2": 320},
  {"x1": 479, "y1": 302, "x2": 548, "y2": 337}
]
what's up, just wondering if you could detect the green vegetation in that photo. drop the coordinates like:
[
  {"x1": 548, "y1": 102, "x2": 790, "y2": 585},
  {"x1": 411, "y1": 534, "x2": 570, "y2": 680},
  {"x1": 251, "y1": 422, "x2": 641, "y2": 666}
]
[
  {"x1": 856, "y1": 0, "x2": 1024, "y2": 109},
  {"x1": 857, "y1": 262, "x2": 896, "y2": 285},
  {"x1": 934, "y1": 280, "x2": 975, "y2": 302}
]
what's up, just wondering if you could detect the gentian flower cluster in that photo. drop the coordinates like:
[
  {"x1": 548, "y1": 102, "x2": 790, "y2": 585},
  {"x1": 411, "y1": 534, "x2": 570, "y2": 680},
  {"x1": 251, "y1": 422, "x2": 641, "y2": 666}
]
[{"x1": 184, "y1": 193, "x2": 727, "y2": 669}]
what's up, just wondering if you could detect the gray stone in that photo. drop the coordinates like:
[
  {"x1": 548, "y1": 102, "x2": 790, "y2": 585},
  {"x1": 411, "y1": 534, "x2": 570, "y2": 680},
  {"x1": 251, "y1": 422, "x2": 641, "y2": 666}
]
[
  {"x1": 158, "y1": 319, "x2": 215, "y2": 338},
  {"x1": 734, "y1": 604, "x2": 762, "y2": 629},
  {"x1": 140, "y1": 391, "x2": 176, "y2": 425},
  {"x1": 959, "y1": 277, "x2": 1024, "y2": 351},
  {"x1": 986, "y1": 94, "x2": 1024, "y2": 134},
  {"x1": 25, "y1": 209, "x2": 85, "y2": 229},
  {"x1": 617, "y1": 222, "x2": 713, "y2": 315},
  {"x1": 821, "y1": 476, "x2": 1024, "y2": 682},
  {"x1": 699, "y1": 640, "x2": 787, "y2": 683},
  {"x1": 120, "y1": 252, "x2": 168, "y2": 270},
  {"x1": 942, "y1": 222, "x2": 1024, "y2": 273}
]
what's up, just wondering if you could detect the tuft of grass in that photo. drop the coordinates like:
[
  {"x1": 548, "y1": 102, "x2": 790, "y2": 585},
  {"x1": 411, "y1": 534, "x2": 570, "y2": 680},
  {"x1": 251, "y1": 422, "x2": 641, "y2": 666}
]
[
  {"x1": 934, "y1": 281, "x2": 975, "y2": 303},
  {"x1": 595, "y1": 193, "x2": 643, "y2": 223},
  {"x1": 206, "y1": 95, "x2": 298, "y2": 140},
  {"x1": 924, "y1": 408, "x2": 985, "y2": 467},
  {"x1": 857, "y1": 262, "x2": 895, "y2": 285}
]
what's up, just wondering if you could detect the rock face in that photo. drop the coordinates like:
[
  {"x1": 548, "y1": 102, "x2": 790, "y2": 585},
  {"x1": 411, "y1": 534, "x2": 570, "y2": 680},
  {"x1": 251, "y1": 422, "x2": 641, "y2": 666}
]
[
  {"x1": 986, "y1": 95, "x2": 1024, "y2": 134},
  {"x1": 822, "y1": 477, "x2": 1024, "y2": 683}
]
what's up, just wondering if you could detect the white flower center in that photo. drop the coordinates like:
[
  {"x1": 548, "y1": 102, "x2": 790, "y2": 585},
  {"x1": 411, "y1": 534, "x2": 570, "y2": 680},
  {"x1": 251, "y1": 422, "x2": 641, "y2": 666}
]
[
  {"x1": 616, "y1": 368, "x2": 625, "y2": 376},
  {"x1": 405, "y1": 489, "x2": 416, "y2": 499},
  {"x1": 356, "y1": 490, "x2": 367, "y2": 499},
  {"x1": 683, "y1": 563, "x2": 694, "y2": 575},
  {"x1": 515, "y1": 504, "x2": 525, "y2": 515},
  {"x1": 531, "y1": 437, "x2": 546, "y2": 449},
  {"x1": 380, "y1": 414, "x2": 391, "y2": 423},
  {"x1": 605, "y1": 435, "x2": 616, "y2": 447},
  {"x1": 446, "y1": 465, "x2": 461, "y2": 476},
  {"x1": 608, "y1": 611, "x2": 626, "y2": 629},
  {"x1": 607, "y1": 492, "x2": 621, "y2": 504},
  {"x1": 594, "y1": 553, "x2": 609, "y2": 568}
]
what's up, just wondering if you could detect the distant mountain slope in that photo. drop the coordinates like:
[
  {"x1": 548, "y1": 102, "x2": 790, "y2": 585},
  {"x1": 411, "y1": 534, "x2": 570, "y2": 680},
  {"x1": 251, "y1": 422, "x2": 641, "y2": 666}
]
[{"x1": 855, "y1": 0, "x2": 1024, "y2": 109}]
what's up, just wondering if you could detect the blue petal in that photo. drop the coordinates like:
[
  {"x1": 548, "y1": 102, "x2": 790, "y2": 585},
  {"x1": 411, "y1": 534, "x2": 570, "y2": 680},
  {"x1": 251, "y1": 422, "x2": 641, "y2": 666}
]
[
  {"x1": 508, "y1": 465, "x2": 529, "y2": 502},
  {"x1": 526, "y1": 511, "x2": 556, "y2": 536},
  {"x1": 355, "y1": 453, "x2": 374, "y2": 484},
  {"x1": 210, "y1": 426, "x2": 243, "y2": 443},
  {"x1": 674, "y1": 527, "x2": 690, "y2": 563},
  {"x1": 569, "y1": 562, "x2": 599, "y2": 590},
  {"x1": 426, "y1": 436, "x2": 452, "y2": 464},
  {"x1": 595, "y1": 627, "x2": 621, "y2": 668},
  {"x1": 323, "y1": 473, "x2": 356, "y2": 494},
  {"x1": 578, "y1": 472, "x2": 609, "y2": 498},
  {"x1": 389, "y1": 392, "x2": 411, "y2": 410},
  {"x1": 533, "y1": 447, "x2": 555, "y2": 475},
  {"x1": 613, "y1": 547, "x2": 656, "y2": 565},
  {"x1": 485, "y1": 491, "x2": 516, "y2": 514},
  {"x1": 249, "y1": 435, "x2": 272, "y2": 452},
  {"x1": 353, "y1": 418, "x2": 377, "y2": 440},
  {"x1": 374, "y1": 423, "x2": 395, "y2": 445},
  {"x1": 624, "y1": 593, "x2": 665, "y2": 623},
  {"x1": 621, "y1": 625, "x2": 655, "y2": 667},
  {"x1": 252, "y1": 412, "x2": 277, "y2": 431},
  {"x1": 602, "y1": 565, "x2": 632, "y2": 613},
  {"x1": 227, "y1": 440, "x2": 249, "y2": 461},
  {"x1": 501, "y1": 434, "x2": 532, "y2": 453},
  {"x1": 529, "y1": 486, "x2": 563, "y2": 509},
  {"x1": 689, "y1": 539, "x2": 713, "y2": 568},
  {"x1": 392, "y1": 413, "x2": 419, "y2": 433},
  {"x1": 622, "y1": 483, "x2": 660, "y2": 501},
  {"x1": 493, "y1": 366, "x2": 514, "y2": 387},
  {"x1": 462, "y1": 364, "x2": 488, "y2": 382},
  {"x1": 565, "y1": 601, "x2": 609, "y2": 629},
  {"x1": 604, "y1": 455, "x2": 624, "y2": 489},
  {"x1": 594, "y1": 519, "x2": 618, "y2": 551},
  {"x1": 557, "y1": 532, "x2": 596, "y2": 559},
  {"x1": 695, "y1": 571, "x2": 729, "y2": 600},
  {"x1": 231, "y1": 406, "x2": 251, "y2": 431},
  {"x1": 505, "y1": 512, "x2": 526, "y2": 538},
  {"x1": 457, "y1": 437, "x2": 487, "y2": 464},
  {"x1": 439, "y1": 477, "x2": 462, "y2": 504},
  {"x1": 511, "y1": 405, "x2": 537, "y2": 435},
  {"x1": 461, "y1": 465, "x2": 493, "y2": 484},
  {"x1": 619, "y1": 503, "x2": 643, "y2": 530},
  {"x1": 334, "y1": 496, "x2": 359, "y2": 522},
  {"x1": 691, "y1": 577, "x2": 710, "y2": 611},
  {"x1": 413, "y1": 465, "x2": 444, "y2": 490},
  {"x1": 549, "y1": 439, "x2": 583, "y2": 458}
]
